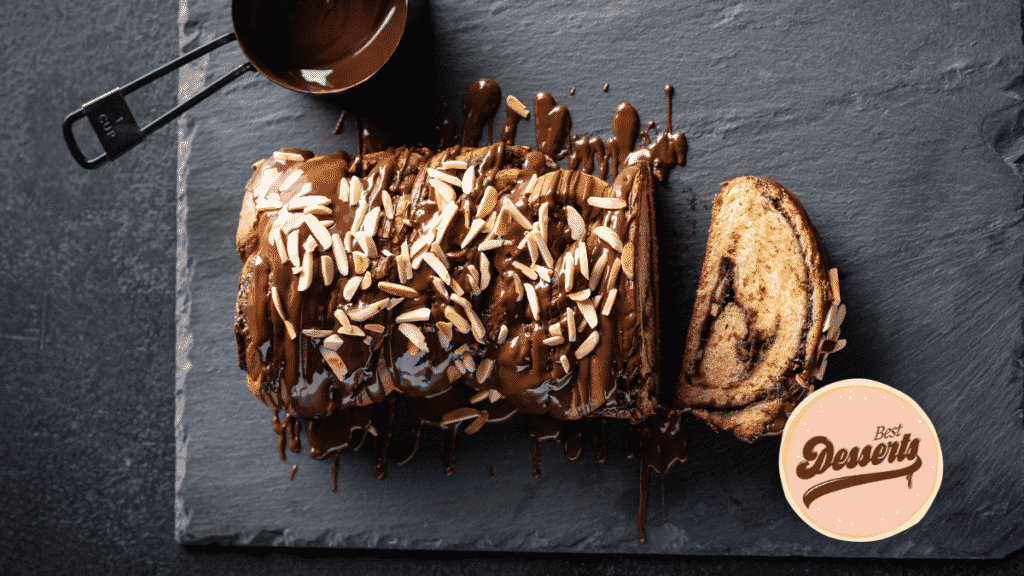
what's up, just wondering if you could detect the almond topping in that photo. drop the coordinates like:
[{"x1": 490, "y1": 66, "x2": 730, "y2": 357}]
[
  {"x1": 321, "y1": 254, "x2": 335, "y2": 285},
  {"x1": 525, "y1": 283, "x2": 540, "y2": 321},
  {"x1": 343, "y1": 276, "x2": 362, "y2": 301},
  {"x1": 538, "y1": 202, "x2": 549, "y2": 243},
  {"x1": 568, "y1": 288, "x2": 591, "y2": 301},
  {"x1": 320, "y1": 346, "x2": 349, "y2": 379},
  {"x1": 361, "y1": 206, "x2": 381, "y2": 237},
  {"x1": 286, "y1": 229, "x2": 301, "y2": 267},
  {"x1": 270, "y1": 286, "x2": 296, "y2": 340},
  {"x1": 601, "y1": 288, "x2": 618, "y2": 316},
  {"x1": 353, "y1": 231, "x2": 378, "y2": 259},
  {"x1": 255, "y1": 199, "x2": 283, "y2": 211},
  {"x1": 303, "y1": 205, "x2": 331, "y2": 216},
  {"x1": 564, "y1": 254, "x2": 575, "y2": 291},
  {"x1": 338, "y1": 177, "x2": 350, "y2": 203},
  {"x1": 522, "y1": 173, "x2": 539, "y2": 197},
  {"x1": 331, "y1": 233, "x2": 349, "y2": 276},
  {"x1": 462, "y1": 353, "x2": 477, "y2": 374},
  {"x1": 288, "y1": 195, "x2": 331, "y2": 211},
  {"x1": 444, "y1": 305, "x2": 471, "y2": 334},
  {"x1": 334, "y1": 308, "x2": 352, "y2": 329},
  {"x1": 566, "y1": 206, "x2": 585, "y2": 241},
  {"x1": 351, "y1": 202, "x2": 368, "y2": 236},
  {"x1": 347, "y1": 299, "x2": 389, "y2": 322},
  {"x1": 577, "y1": 299, "x2": 598, "y2": 328},
  {"x1": 575, "y1": 330, "x2": 600, "y2": 359},
  {"x1": 297, "y1": 250, "x2": 314, "y2": 291},
  {"x1": 360, "y1": 271, "x2": 372, "y2": 290},
  {"x1": 429, "y1": 178, "x2": 456, "y2": 204},
  {"x1": 398, "y1": 322, "x2": 429, "y2": 353},
  {"x1": 559, "y1": 355, "x2": 571, "y2": 374},
  {"x1": 478, "y1": 238, "x2": 504, "y2": 251},
  {"x1": 543, "y1": 335, "x2": 565, "y2": 346},
  {"x1": 339, "y1": 321, "x2": 365, "y2": 338},
  {"x1": 587, "y1": 196, "x2": 627, "y2": 210},
  {"x1": 465, "y1": 411, "x2": 489, "y2": 435},
  {"x1": 278, "y1": 169, "x2": 304, "y2": 192},
  {"x1": 421, "y1": 252, "x2": 451, "y2": 285},
  {"x1": 382, "y1": 191, "x2": 394, "y2": 219},
  {"x1": 431, "y1": 276, "x2": 449, "y2": 300},
  {"x1": 302, "y1": 329, "x2": 334, "y2": 338},
  {"x1": 409, "y1": 230, "x2": 434, "y2": 260},
  {"x1": 512, "y1": 260, "x2": 538, "y2": 281},
  {"x1": 479, "y1": 253, "x2": 491, "y2": 290},
  {"x1": 427, "y1": 168, "x2": 463, "y2": 188},
  {"x1": 440, "y1": 407, "x2": 479, "y2": 426},
  {"x1": 621, "y1": 242, "x2": 634, "y2": 279},
  {"x1": 593, "y1": 226, "x2": 624, "y2": 252},
  {"x1": 502, "y1": 196, "x2": 533, "y2": 230},
  {"x1": 576, "y1": 241, "x2": 589, "y2": 279},
  {"x1": 506, "y1": 95, "x2": 530, "y2": 118},
  {"x1": 446, "y1": 363, "x2": 463, "y2": 383},
  {"x1": 386, "y1": 297, "x2": 404, "y2": 310},
  {"x1": 436, "y1": 321, "x2": 454, "y2": 344},
  {"x1": 607, "y1": 258, "x2": 622, "y2": 290},
  {"x1": 353, "y1": 251, "x2": 369, "y2": 275},
  {"x1": 829, "y1": 268, "x2": 841, "y2": 303},
  {"x1": 435, "y1": 200, "x2": 459, "y2": 244},
  {"x1": 475, "y1": 358, "x2": 494, "y2": 384},
  {"x1": 494, "y1": 325, "x2": 508, "y2": 347},
  {"x1": 827, "y1": 303, "x2": 846, "y2": 342},
  {"x1": 322, "y1": 334, "x2": 343, "y2": 351},
  {"x1": 589, "y1": 253, "x2": 608, "y2": 292},
  {"x1": 348, "y1": 176, "x2": 362, "y2": 207},
  {"x1": 476, "y1": 186, "x2": 498, "y2": 219},
  {"x1": 302, "y1": 234, "x2": 319, "y2": 255},
  {"x1": 441, "y1": 160, "x2": 468, "y2": 170},
  {"x1": 526, "y1": 232, "x2": 539, "y2": 264},
  {"x1": 512, "y1": 272, "x2": 524, "y2": 302},
  {"x1": 365, "y1": 323, "x2": 386, "y2": 333},
  {"x1": 378, "y1": 282, "x2": 419, "y2": 298},
  {"x1": 396, "y1": 308, "x2": 431, "y2": 323},
  {"x1": 274, "y1": 150, "x2": 305, "y2": 163},
  {"x1": 470, "y1": 389, "x2": 490, "y2": 404},
  {"x1": 461, "y1": 165, "x2": 475, "y2": 194},
  {"x1": 566, "y1": 308, "x2": 577, "y2": 342},
  {"x1": 461, "y1": 218, "x2": 486, "y2": 249}
]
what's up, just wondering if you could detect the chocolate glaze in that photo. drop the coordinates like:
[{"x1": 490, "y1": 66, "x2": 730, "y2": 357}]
[
  {"x1": 462, "y1": 79, "x2": 502, "y2": 147},
  {"x1": 235, "y1": 80, "x2": 689, "y2": 540}
]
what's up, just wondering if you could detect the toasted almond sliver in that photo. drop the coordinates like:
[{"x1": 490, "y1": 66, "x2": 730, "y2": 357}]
[
  {"x1": 575, "y1": 330, "x2": 600, "y2": 359},
  {"x1": 502, "y1": 196, "x2": 533, "y2": 230},
  {"x1": 255, "y1": 199, "x2": 283, "y2": 211},
  {"x1": 543, "y1": 335, "x2": 565, "y2": 346},
  {"x1": 360, "y1": 271, "x2": 372, "y2": 290},
  {"x1": 343, "y1": 276, "x2": 362, "y2": 301},
  {"x1": 331, "y1": 234, "x2": 349, "y2": 276},
  {"x1": 535, "y1": 233, "x2": 555, "y2": 269},
  {"x1": 461, "y1": 165, "x2": 475, "y2": 194},
  {"x1": 270, "y1": 286, "x2": 296, "y2": 340},
  {"x1": 462, "y1": 354, "x2": 476, "y2": 374},
  {"x1": 444, "y1": 305, "x2": 471, "y2": 334},
  {"x1": 273, "y1": 150, "x2": 305, "y2": 163},
  {"x1": 577, "y1": 299, "x2": 598, "y2": 328},
  {"x1": 475, "y1": 358, "x2": 494, "y2": 384},
  {"x1": 303, "y1": 234, "x2": 319, "y2": 255},
  {"x1": 566, "y1": 308, "x2": 577, "y2": 342},
  {"x1": 525, "y1": 283, "x2": 540, "y2": 321},
  {"x1": 396, "y1": 308, "x2": 431, "y2": 323},
  {"x1": 334, "y1": 307, "x2": 352, "y2": 329},
  {"x1": 601, "y1": 288, "x2": 618, "y2": 316},
  {"x1": 465, "y1": 411, "x2": 488, "y2": 435},
  {"x1": 270, "y1": 228, "x2": 288, "y2": 264},
  {"x1": 559, "y1": 355, "x2": 571, "y2": 374},
  {"x1": 339, "y1": 322, "x2": 365, "y2": 338},
  {"x1": 512, "y1": 260, "x2": 538, "y2": 281},
  {"x1": 348, "y1": 176, "x2": 362, "y2": 207},
  {"x1": 446, "y1": 363, "x2": 463, "y2": 383},
  {"x1": 587, "y1": 196, "x2": 627, "y2": 210},
  {"x1": 431, "y1": 276, "x2": 449, "y2": 301},
  {"x1": 381, "y1": 191, "x2": 394, "y2": 220},
  {"x1": 429, "y1": 178, "x2": 456, "y2": 204},
  {"x1": 303, "y1": 205, "x2": 331, "y2": 216},
  {"x1": 566, "y1": 206, "x2": 585, "y2": 241},
  {"x1": 563, "y1": 254, "x2": 575, "y2": 291},
  {"x1": 427, "y1": 168, "x2": 463, "y2": 188},
  {"x1": 497, "y1": 324, "x2": 509, "y2": 345},
  {"x1": 337, "y1": 177, "x2": 350, "y2": 203},
  {"x1": 436, "y1": 320, "x2": 454, "y2": 342},
  {"x1": 478, "y1": 253, "x2": 491, "y2": 291},
  {"x1": 322, "y1": 333, "x2": 343, "y2": 351},
  {"x1": 621, "y1": 243, "x2": 634, "y2": 279},
  {"x1": 476, "y1": 186, "x2": 498, "y2": 220},
  {"x1": 522, "y1": 173, "x2": 539, "y2": 198},
  {"x1": 353, "y1": 252, "x2": 369, "y2": 275},
  {"x1": 302, "y1": 328, "x2": 334, "y2": 338},
  {"x1": 286, "y1": 229, "x2": 301, "y2": 268},
  {"x1": 421, "y1": 252, "x2": 451, "y2": 285},
  {"x1": 297, "y1": 250, "x2": 313, "y2": 291},
  {"x1": 278, "y1": 168, "x2": 304, "y2": 193},
  {"x1": 288, "y1": 195, "x2": 331, "y2": 210},
  {"x1": 441, "y1": 160, "x2": 468, "y2": 170},
  {"x1": 347, "y1": 299, "x2": 390, "y2": 322},
  {"x1": 301, "y1": 214, "x2": 331, "y2": 250},
  {"x1": 568, "y1": 288, "x2": 591, "y2": 301},
  {"x1": 378, "y1": 281, "x2": 419, "y2": 298},
  {"x1": 822, "y1": 301, "x2": 840, "y2": 334},
  {"x1": 434, "y1": 201, "x2": 459, "y2": 244},
  {"x1": 351, "y1": 202, "x2": 368, "y2": 236},
  {"x1": 607, "y1": 258, "x2": 622, "y2": 290},
  {"x1": 831, "y1": 339, "x2": 847, "y2": 353},
  {"x1": 589, "y1": 252, "x2": 608, "y2": 292},
  {"x1": 593, "y1": 226, "x2": 624, "y2": 252},
  {"x1": 320, "y1": 346, "x2": 349, "y2": 379},
  {"x1": 362, "y1": 206, "x2": 381, "y2": 237},
  {"x1": 470, "y1": 389, "x2": 490, "y2": 404},
  {"x1": 398, "y1": 322, "x2": 429, "y2": 353},
  {"x1": 409, "y1": 231, "x2": 434, "y2": 261},
  {"x1": 365, "y1": 323, "x2": 386, "y2": 333},
  {"x1": 461, "y1": 218, "x2": 486, "y2": 249},
  {"x1": 506, "y1": 95, "x2": 530, "y2": 118},
  {"x1": 538, "y1": 202, "x2": 549, "y2": 243},
  {"x1": 829, "y1": 268, "x2": 841, "y2": 303},
  {"x1": 387, "y1": 297, "x2": 404, "y2": 310},
  {"x1": 526, "y1": 232, "x2": 539, "y2": 264},
  {"x1": 576, "y1": 242, "x2": 589, "y2": 280},
  {"x1": 827, "y1": 304, "x2": 846, "y2": 342},
  {"x1": 321, "y1": 254, "x2": 335, "y2": 285},
  {"x1": 440, "y1": 407, "x2": 479, "y2": 426},
  {"x1": 478, "y1": 238, "x2": 504, "y2": 251}
]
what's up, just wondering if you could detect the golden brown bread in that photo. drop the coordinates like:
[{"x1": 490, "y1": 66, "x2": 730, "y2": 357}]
[{"x1": 675, "y1": 176, "x2": 844, "y2": 441}]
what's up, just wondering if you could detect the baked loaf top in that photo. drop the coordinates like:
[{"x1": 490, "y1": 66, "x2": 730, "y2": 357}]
[
  {"x1": 234, "y1": 141, "x2": 660, "y2": 427},
  {"x1": 675, "y1": 176, "x2": 844, "y2": 442}
]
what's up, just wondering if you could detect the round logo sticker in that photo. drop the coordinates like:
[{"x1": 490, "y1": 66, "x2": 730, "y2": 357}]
[{"x1": 779, "y1": 378, "x2": 942, "y2": 542}]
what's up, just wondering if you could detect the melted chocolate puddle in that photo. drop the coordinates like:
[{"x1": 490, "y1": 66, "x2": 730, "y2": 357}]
[{"x1": 256, "y1": 79, "x2": 688, "y2": 542}]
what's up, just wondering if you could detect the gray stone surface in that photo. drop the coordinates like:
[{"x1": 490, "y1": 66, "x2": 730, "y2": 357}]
[{"x1": 1, "y1": 0, "x2": 1023, "y2": 572}]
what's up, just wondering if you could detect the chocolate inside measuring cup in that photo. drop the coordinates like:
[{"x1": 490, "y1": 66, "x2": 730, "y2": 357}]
[{"x1": 234, "y1": 0, "x2": 408, "y2": 94}]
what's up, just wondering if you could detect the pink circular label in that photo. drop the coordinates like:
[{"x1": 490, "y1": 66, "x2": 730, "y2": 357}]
[{"x1": 779, "y1": 379, "x2": 942, "y2": 541}]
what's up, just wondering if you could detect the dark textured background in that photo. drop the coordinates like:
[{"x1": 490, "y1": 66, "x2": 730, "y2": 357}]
[{"x1": 2, "y1": 0, "x2": 1023, "y2": 573}]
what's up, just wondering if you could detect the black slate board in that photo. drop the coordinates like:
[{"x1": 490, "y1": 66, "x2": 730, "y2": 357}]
[{"x1": 175, "y1": 0, "x2": 1024, "y2": 557}]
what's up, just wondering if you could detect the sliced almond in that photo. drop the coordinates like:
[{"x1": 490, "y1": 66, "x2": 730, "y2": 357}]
[
  {"x1": 479, "y1": 253, "x2": 491, "y2": 291},
  {"x1": 255, "y1": 199, "x2": 283, "y2": 212},
  {"x1": 352, "y1": 251, "x2": 369, "y2": 275},
  {"x1": 386, "y1": 297, "x2": 404, "y2": 310},
  {"x1": 429, "y1": 178, "x2": 456, "y2": 204},
  {"x1": 378, "y1": 281, "x2": 419, "y2": 298},
  {"x1": 338, "y1": 321, "x2": 365, "y2": 338},
  {"x1": 589, "y1": 252, "x2": 608, "y2": 292},
  {"x1": 497, "y1": 324, "x2": 509, "y2": 345},
  {"x1": 302, "y1": 234, "x2": 319, "y2": 255},
  {"x1": 568, "y1": 288, "x2": 591, "y2": 301},
  {"x1": 502, "y1": 196, "x2": 532, "y2": 230},
  {"x1": 331, "y1": 233, "x2": 349, "y2": 276},
  {"x1": 593, "y1": 226, "x2": 624, "y2": 252},
  {"x1": 465, "y1": 411, "x2": 488, "y2": 435},
  {"x1": 347, "y1": 299, "x2": 390, "y2": 322},
  {"x1": 543, "y1": 335, "x2": 565, "y2": 346},
  {"x1": 270, "y1": 286, "x2": 296, "y2": 340},
  {"x1": 478, "y1": 238, "x2": 504, "y2": 251},
  {"x1": 322, "y1": 333, "x2": 343, "y2": 351},
  {"x1": 461, "y1": 165, "x2": 475, "y2": 194},
  {"x1": 564, "y1": 254, "x2": 575, "y2": 291},
  {"x1": 409, "y1": 231, "x2": 434, "y2": 260},
  {"x1": 338, "y1": 177, "x2": 350, "y2": 203},
  {"x1": 522, "y1": 173, "x2": 539, "y2": 197},
  {"x1": 577, "y1": 299, "x2": 598, "y2": 328},
  {"x1": 321, "y1": 254, "x2": 335, "y2": 285},
  {"x1": 446, "y1": 363, "x2": 463, "y2": 383},
  {"x1": 606, "y1": 258, "x2": 622, "y2": 291},
  {"x1": 444, "y1": 305, "x2": 471, "y2": 334},
  {"x1": 353, "y1": 231, "x2": 378, "y2": 259},
  {"x1": 506, "y1": 95, "x2": 530, "y2": 118},
  {"x1": 278, "y1": 168, "x2": 304, "y2": 193},
  {"x1": 303, "y1": 205, "x2": 332, "y2": 216},
  {"x1": 398, "y1": 322, "x2": 429, "y2": 353},
  {"x1": 273, "y1": 150, "x2": 305, "y2": 163},
  {"x1": 476, "y1": 185, "x2": 498, "y2": 219},
  {"x1": 431, "y1": 276, "x2": 449, "y2": 301},
  {"x1": 434, "y1": 201, "x2": 459, "y2": 244},
  {"x1": 512, "y1": 272, "x2": 524, "y2": 302},
  {"x1": 302, "y1": 328, "x2": 334, "y2": 338},
  {"x1": 441, "y1": 160, "x2": 468, "y2": 170},
  {"x1": 587, "y1": 196, "x2": 627, "y2": 210},
  {"x1": 475, "y1": 358, "x2": 494, "y2": 384},
  {"x1": 348, "y1": 176, "x2": 362, "y2": 207},
  {"x1": 286, "y1": 229, "x2": 301, "y2": 268},
  {"x1": 396, "y1": 307, "x2": 431, "y2": 323},
  {"x1": 470, "y1": 389, "x2": 490, "y2": 404},
  {"x1": 576, "y1": 241, "x2": 589, "y2": 280},
  {"x1": 289, "y1": 195, "x2": 331, "y2": 211},
  {"x1": 364, "y1": 323, "x2": 386, "y2": 333},
  {"x1": 436, "y1": 320, "x2": 454, "y2": 343},
  {"x1": 565, "y1": 206, "x2": 585, "y2": 241},
  {"x1": 827, "y1": 303, "x2": 846, "y2": 342},
  {"x1": 334, "y1": 308, "x2": 352, "y2": 329},
  {"x1": 320, "y1": 346, "x2": 348, "y2": 379},
  {"x1": 512, "y1": 260, "x2": 538, "y2": 281},
  {"x1": 829, "y1": 268, "x2": 841, "y2": 303},
  {"x1": 421, "y1": 252, "x2": 451, "y2": 285},
  {"x1": 566, "y1": 308, "x2": 577, "y2": 342},
  {"x1": 462, "y1": 353, "x2": 477, "y2": 374},
  {"x1": 381, "y1": 191, "x2": 394, "y2": 220},
  {"x1": 361, "y1": 206, "x2": 381, "y2": 237},
  {"x1": 526, "y1": 232, "x2": 539, "y2": 264},
  {"x1": 621, "y1": 242, "x2": 634, "y2": 279},
  {"x1": 427, "y1": 168, "x2": 463, "y2": 188},
  {"x1": 601, "y1": 288, "x2": 618, "y2": 316},
  {"x1": 538, "y1": 202, "x2": 550, "y2": 243},
  {"x1": 525, "y1": 283, "x2": 540, "y2": 321},
  {"x1": 575, "y1": 330, "x2": 600, "y2": 359},
  {"x1": 440, "y1": 407, "x2": 479, "y2": 426},
  {"x1": 461, "y1": 218, "x2": 486, "y2": 249},
  {"x1": 360, "y1": 271, "x2": 372, "y2": 290},
  {"x1": 343, "y1": 276, "x2": 362, "y2": 301},
  {"x1": 559, "y1": 354, "x2": 571, "y2": 374},
  {"x1": 351, "y1": 202, "x2": 368, "y2": 236}
]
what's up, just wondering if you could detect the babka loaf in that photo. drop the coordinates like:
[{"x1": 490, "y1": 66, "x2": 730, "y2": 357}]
[{"x1": 675, "y1": 176, "x2": 845, "y2": 442}]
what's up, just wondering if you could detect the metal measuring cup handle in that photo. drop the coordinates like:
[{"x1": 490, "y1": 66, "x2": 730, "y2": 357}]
[{"x1": 62, "y1": 32, "x2": 254, "y2": 170}]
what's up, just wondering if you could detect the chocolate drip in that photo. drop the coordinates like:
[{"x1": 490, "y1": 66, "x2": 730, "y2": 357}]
[
  {"x1": 533, "y1": 92, "x2": 572, "y2": 159},
  {"x1": 501, "y1": 104, "x2": 524, "y2": 146},
  {"x1": 273, "y1": 411, "x2": 286, "y2": 460},
  {"x1": 462, "y1": 79, "x2": 502, "y2": 147},
  {"x1": 607, "y1": 102, "x2": 639, "y2": 178},
  {"x1": 290, "y1": 465, "x2": 297, "y2": 481},
  {"x1": 438, "y1": 103, "x2": 458, "y2": 149}
]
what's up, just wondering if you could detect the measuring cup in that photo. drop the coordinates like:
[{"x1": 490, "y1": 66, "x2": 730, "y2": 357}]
[{"x1": 63, "y1": 0, "x2": 408, "y2": 169}]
